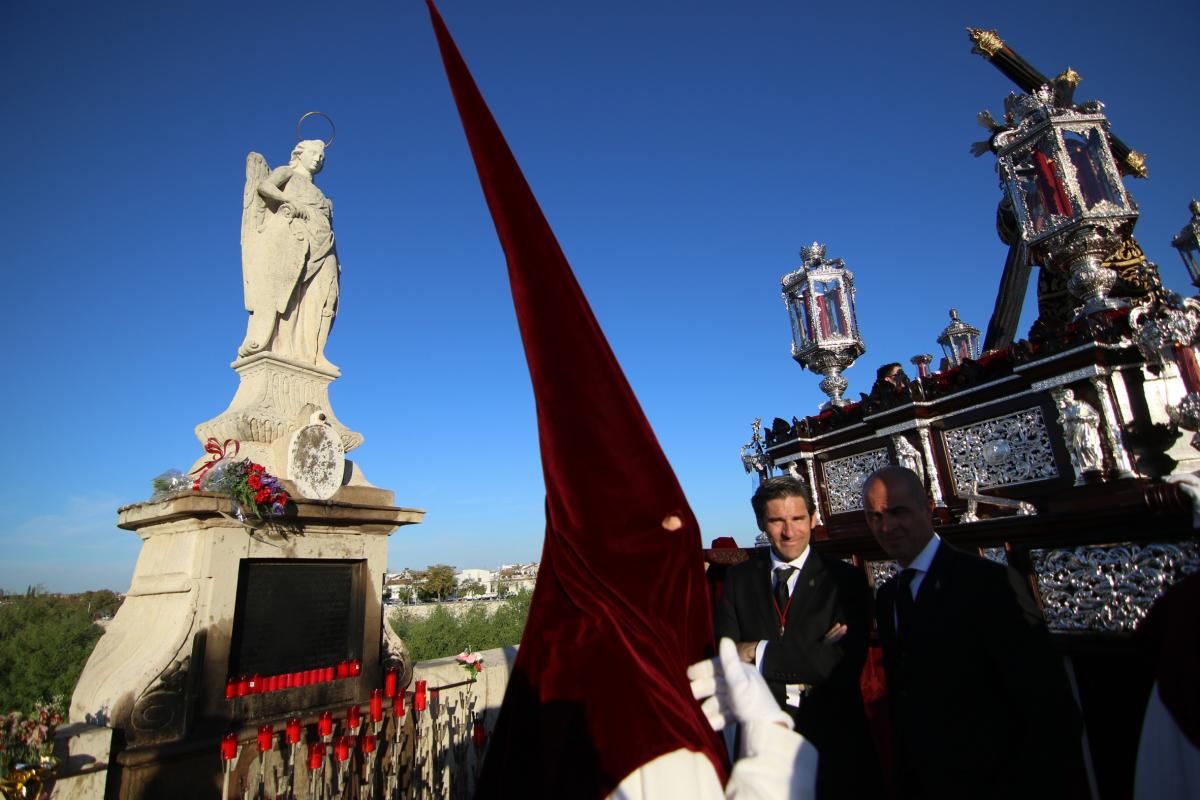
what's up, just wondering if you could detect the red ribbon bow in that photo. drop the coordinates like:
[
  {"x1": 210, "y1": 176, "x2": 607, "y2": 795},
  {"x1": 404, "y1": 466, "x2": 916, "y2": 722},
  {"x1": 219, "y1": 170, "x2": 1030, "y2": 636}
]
[{"x1": 190, "y1": 438, "x2": 241, "y2": 490}]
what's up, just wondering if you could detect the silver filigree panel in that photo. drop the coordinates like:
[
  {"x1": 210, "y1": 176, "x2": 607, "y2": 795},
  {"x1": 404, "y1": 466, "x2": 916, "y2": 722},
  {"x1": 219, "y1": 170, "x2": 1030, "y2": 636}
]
[
  {"x1": 867, "y1": 560, "x2": 900, "y2": 590},
  {"x1": 822, "y1": 448, "x2": 890, "y2": 514},
  {"x1": 943, "y1": 408, "x2": 1058, "y2": 494},
  {"x1": 979, "y1": 547, "x2": 1008, "y2": 565},
  {"x1": 1030, "y1": 542, "x2": 1200, "y2": 632}
]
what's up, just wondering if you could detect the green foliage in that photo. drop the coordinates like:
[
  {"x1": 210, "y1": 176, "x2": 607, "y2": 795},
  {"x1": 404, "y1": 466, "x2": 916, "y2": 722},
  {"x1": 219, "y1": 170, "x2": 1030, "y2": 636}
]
[
  {"x1": 458, "y1": 579, "x2": 486, "y2": 597},
  {"x1": 390, "y1": 590, "x2": 532, "y2": 662},
  {"x1": 0, "y1": 594, "x2": 115, "y2": 715},
  {"x1": 415, "y1": 564, "x2": 457, "y2": 602}
]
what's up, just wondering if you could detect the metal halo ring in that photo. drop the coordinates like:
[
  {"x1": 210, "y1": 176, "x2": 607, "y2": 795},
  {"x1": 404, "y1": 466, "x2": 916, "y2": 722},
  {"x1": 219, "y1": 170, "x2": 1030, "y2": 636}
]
[{"x1": 296, "y1": 111, "x2": 336, "y2": 148}]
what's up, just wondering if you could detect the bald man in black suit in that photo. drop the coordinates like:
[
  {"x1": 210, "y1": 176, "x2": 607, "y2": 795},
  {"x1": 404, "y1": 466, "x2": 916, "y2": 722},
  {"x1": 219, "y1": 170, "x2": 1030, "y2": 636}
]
[{"x1": 864, "y1": 466, "x2": 1083, "y2": 799}]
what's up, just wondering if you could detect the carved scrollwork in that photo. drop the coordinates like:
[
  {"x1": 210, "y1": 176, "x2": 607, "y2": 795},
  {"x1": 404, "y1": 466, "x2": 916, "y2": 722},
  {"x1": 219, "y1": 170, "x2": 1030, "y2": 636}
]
[
  {"x1": 867, "y1": 560, "x2": 900, "y2": 589},
  {"x1": 1029, "y1": 541, "x2": 1200, "y2": 632},
  {"x1": 943, "y1": 408, "x2": 1058, "y2": 494}
]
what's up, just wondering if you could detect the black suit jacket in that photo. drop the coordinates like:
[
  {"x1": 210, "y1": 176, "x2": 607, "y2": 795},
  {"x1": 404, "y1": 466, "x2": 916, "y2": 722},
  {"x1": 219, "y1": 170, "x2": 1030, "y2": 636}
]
[
  {"x1": 715, "y1": 548, "x2": 879, "y2": 798},
  {"x1": 876, "y1": 542, "x2": 1082, "y2": 799}
]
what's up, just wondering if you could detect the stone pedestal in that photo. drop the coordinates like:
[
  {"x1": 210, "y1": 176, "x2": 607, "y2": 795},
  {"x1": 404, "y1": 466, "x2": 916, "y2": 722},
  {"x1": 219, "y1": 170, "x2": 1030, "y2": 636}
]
[
  {"x1": 192, "y1": 353, "x2": 365, "y2": 483},
  {"x1": 64, "y1": 488, "x2": 422, "y2": 798}
]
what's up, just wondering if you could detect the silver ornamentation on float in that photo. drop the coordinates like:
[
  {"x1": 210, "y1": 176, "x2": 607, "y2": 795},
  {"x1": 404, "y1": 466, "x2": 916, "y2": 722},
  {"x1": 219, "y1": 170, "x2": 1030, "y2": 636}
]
[
  {"x1": 867, "y1": 560, "x2": 900, "y2": 590},
  {"x1": 1051, "y1": 388, "x2": 1105, "y2": 482},
  {"x1": 1089, "y1": 375, "x2": 1136, "y2": 476},
  {"x1": 943, "y1": 408, "x2": 1058, "y2": 493},
  {"x1": 740, "y1": 418, "x2": 772, "y2": 482},
  {"x1": 822, "y1": 448, "x2": 890, "y2": 514},
  {"x1": 1030, "y1": 541, "x2": 1200, "y2": 632},
  {"x1": 1167, "y1": 393, "x2": 1200, "y2": 451},
  {"x1": 781, "y1": 243, "x2": 866, "y2": 409},
  {"x1": 1128, "y1": 293, "x2": 1200, "y2": 361},
  {"x1": 979, "y1": 547, "x2": 1008, "y2": 565},
  {"x1": 916, "y1": 426, "x2": 947, "y2": 507},
  {"x1": 802, "y1": 455, "x2": 824, "y2": 527},
  {"x1": 892, "y1": 434, "x2": 924, "y2": 486},
  {"x1": 958, "y1": 480, "x2": 1038, "y2": 523}
]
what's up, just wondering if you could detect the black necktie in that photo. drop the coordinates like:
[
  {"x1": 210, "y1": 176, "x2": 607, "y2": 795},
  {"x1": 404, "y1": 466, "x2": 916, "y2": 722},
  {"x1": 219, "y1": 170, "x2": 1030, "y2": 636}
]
[
  {"x1": 774, "y1": 566, "x2": 796, "y2": 611},
  {"x1": 895, "y1": 568, "x2": 918, "y2": 635}
]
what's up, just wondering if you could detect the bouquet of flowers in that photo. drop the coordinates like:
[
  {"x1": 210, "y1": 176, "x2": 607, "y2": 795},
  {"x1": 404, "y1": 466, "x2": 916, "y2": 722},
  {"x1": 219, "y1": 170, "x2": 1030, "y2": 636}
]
[
  {"x1": 205, "y1": 459, "x2": 289, "y2": 520},
  {"x1": 0, "y1": 699, "x2": 63, "y2": 780},
  {"x1": 455, "y1": 649, "x2": 484, "y2": 678}
]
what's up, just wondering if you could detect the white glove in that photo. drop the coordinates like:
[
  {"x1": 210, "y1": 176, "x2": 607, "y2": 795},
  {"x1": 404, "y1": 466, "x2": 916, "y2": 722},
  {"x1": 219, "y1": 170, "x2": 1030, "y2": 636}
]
[
  {"x1": 1165, "y1": 472, "x2": 1200, "y2": 528},
  {"x1": 688, "y1": 638, "x2": 793, "y2": 732}
]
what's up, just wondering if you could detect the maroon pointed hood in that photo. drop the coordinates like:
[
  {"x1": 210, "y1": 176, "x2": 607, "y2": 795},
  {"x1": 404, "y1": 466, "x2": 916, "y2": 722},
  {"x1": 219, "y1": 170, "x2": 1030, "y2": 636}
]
[{"x1": 426, "y1": 3, "x2": 727, "y2": 796}]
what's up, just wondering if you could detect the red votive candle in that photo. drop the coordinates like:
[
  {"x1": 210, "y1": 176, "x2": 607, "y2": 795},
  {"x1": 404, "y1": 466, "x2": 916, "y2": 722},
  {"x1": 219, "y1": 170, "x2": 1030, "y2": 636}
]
[
  {"x1": 347, "y1": 705, "x2": 361, "y2": 730},
  {"x1": 350, "y1": 659, "x2": 362, "y2": 677},
  {"x1": 323, "y1": 666, "x2": 335, "y2": 682},
  {"x1": 337, "y1": 660, "x2": 349, "y2": 679},
  {"x1": 334, "y1": 736, "x2": 350, "y2": 762},
  {"x1": 392, "y1": 695, "x2": 405, "y2": 718},
  {"x1": 221, "y1": 732, "x2": 238, "y2": 761},
  {"x1": 265, "y1": 675, "x2": 277, "y2": 693},
  {"x1": 285, "y1": 717, "x2": 302, "y2": 746},
  {"x1": 248, "y1": 674, "x2": 261, "y2": 694},
  {"x1": 384, "y1": 669, "x2": 397, "y2": 698},
  {"x1": 236, "y1": 676, "x2": 249, "y2": 697},
  {"x1": 257, "y1": 725, "x2": 273, "y2": 753},
  {"x1": 472, "y1": 720, "x2": 487, "y2": 749},
  {"x1": 370, "y1": 689, "x2": 384, "y2": 723},
  {"x1": 307, "y1": 742, "x2": 324, "y2": 771},
  {"x1": 224, "y1": 679, "x2": 236, "y2": 699},
  {"x1": 318, "y1": 711, "x2": 333, "y2": 738},
  {"x1": 360, "y1": 733, "x2": 376, "y2": 754}
]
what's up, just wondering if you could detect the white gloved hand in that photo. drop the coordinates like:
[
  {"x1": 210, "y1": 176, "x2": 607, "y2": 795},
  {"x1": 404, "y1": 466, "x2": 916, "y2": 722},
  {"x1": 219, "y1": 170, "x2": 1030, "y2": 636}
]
[
  {"x1": 687, "y1": 637, "x2": 793, "y2": 732},
  {"x1": 1165, "y1": 472, "x2": 1200, "y2": 528}
]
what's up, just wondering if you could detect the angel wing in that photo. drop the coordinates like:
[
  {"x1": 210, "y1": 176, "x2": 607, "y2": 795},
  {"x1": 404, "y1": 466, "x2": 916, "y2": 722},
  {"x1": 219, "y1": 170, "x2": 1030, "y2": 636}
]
[{"x1": 241, "y1": 153, "x2": 271, "y2": 312}]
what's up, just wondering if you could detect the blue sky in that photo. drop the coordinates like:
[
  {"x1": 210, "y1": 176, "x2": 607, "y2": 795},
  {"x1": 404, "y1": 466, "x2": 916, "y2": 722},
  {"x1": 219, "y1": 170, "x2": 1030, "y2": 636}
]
[{"x1": 3, "y1": 0, "x2": 1198, "y2": 592}]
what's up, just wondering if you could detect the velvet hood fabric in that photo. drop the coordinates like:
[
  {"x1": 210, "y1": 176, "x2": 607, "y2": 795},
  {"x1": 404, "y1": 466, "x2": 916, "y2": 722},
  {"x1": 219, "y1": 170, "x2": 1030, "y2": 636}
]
[{"x1": 426, "y1": 3, "x2": 728, "y2": 796}]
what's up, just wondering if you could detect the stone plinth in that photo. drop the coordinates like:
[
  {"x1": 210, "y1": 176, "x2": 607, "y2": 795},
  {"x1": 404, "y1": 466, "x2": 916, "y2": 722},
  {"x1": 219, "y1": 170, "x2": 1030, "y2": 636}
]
[
  {"x1": 66, "y1": 488, "x2": 422, "y2": 798},
  {"x1": 192, "y1": 352, "x2": 364, "y2": 482}
]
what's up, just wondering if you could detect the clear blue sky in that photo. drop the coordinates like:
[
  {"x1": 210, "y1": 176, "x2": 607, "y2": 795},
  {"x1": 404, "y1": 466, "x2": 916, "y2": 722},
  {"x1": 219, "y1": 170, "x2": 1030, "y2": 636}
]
[{"x1": 3, "y1": 0, "x2": 1198, "y2": 592}]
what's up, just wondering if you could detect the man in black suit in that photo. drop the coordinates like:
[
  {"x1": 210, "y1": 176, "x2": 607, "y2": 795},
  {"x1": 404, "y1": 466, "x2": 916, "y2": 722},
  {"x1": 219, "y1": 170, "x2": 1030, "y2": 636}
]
[
  {"x1": 863, "y1": 465, "x2": 1082, "y2": 799},
  {"x1": 715, "y1": 476, "x2": 880, "y2": 798}
]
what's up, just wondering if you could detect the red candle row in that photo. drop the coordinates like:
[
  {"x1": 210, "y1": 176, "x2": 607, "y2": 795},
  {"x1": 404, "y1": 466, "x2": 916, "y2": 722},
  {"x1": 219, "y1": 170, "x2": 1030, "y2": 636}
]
[
  {"x1": 221, "y1": 691, "x2": 408, "y2": 761},
  {"x1": 224, "y1": 660, "x2": 362, "y2": 699}
]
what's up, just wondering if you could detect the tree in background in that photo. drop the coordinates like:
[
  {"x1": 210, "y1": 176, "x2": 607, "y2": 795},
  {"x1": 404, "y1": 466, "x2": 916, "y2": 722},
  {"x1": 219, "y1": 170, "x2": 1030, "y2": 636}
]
[
  {"x1": 390, "y1": 590, "x2": 532, "y2": 662},
  {"x1": 0, "y1": 592, "x2": 119, "y2": 714},
  {"x1": 458, "y1": 579, "x2": 486, "y2": 597},
  {"x1": 416, "y1": 565, "x2": 457, "y2": 602}
]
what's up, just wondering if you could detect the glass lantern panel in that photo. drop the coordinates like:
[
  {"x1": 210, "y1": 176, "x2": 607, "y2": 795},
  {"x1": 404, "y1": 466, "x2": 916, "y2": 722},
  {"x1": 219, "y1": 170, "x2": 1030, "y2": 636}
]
[
  {"x1": 956, "y1": 334, "x2": 977, "y2": 362},
  {"x1": 1063, "y1": 128, "x2": 1122, "y2": 211},
  {"x1": 788, "y1": 296, "x2": 812, "y2": 347},
  {"x1": 1182, "y1": 249, "x2": 1200, "y2": 285},
  {"x1": 811, "y1": 279, "x2": 847, "y2": 338},
  {"x1": 1013, "y1": 142, "x2": 1073, "y2": 235}
]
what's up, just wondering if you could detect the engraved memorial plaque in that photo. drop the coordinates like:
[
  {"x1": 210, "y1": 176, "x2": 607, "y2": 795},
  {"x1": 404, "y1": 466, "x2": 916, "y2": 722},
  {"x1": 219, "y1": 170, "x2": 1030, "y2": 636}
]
[{"x1": 229, "y1": 560, "x2": 364, "y2": 677}]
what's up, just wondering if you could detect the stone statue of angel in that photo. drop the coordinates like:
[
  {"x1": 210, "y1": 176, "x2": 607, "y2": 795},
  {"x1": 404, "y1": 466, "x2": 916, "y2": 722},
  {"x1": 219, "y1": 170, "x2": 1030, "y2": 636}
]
[
  {"x1": 1053, "y1": 388, "x2": 1105, "y2": 481},
  {"x1": 238, "y1": 138, "x2": 340, "y2": 370}
]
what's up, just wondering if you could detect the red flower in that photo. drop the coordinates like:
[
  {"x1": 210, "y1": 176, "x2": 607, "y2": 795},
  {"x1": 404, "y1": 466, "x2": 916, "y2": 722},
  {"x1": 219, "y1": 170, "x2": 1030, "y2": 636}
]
[
  {"x1": 247, "y1": 474, "x2": 263, "y2": 490},
  {"x1": 276, "y1": 492, "x2": 289, "y2": 506},
  {"x1": 250, "y1": 463, "x2": 265, "y2": 474},
  {"x1": 255, "y1": 487, "x2": 271, "y2": 504}
]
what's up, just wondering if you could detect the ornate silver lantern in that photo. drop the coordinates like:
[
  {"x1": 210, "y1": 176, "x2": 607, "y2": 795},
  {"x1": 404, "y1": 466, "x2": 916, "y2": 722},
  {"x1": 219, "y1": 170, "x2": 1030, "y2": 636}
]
[
  {"x1": 992, "y1": 85, "x2": 1138, "y2": 316},
  {"x1": 1171, "y1": 200, "x2": 1200, "y2": 290},
  {"x1": 937, "y1": 309, "x2": 981, "y2": 369},
  {"x1": 782, "y1": 243, "x2": 866, "y2": 408}
]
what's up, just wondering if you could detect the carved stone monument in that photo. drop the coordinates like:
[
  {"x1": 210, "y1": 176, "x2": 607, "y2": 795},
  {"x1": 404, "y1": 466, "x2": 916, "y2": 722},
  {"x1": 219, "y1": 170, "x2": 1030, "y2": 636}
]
[{"x1": 62, "y1": 123, "x2": 422, "y2": 799}]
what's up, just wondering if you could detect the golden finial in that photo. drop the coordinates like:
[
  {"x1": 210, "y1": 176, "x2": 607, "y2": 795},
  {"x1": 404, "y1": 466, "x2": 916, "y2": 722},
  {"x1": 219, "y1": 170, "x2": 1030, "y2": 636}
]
[
  {"x1": 1055, "y1": 67, "x2": 1082, "y2": 87},
  {"x1": 1125, "y1": 150, "x2": 1149, "y2": 179},
  {"x1": 967, "y1": 27, "x2": 1004, "y2": 58}
]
